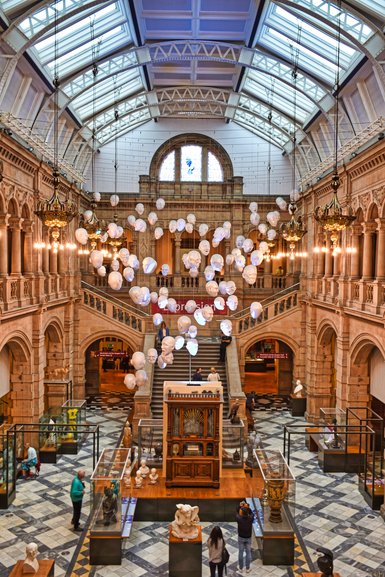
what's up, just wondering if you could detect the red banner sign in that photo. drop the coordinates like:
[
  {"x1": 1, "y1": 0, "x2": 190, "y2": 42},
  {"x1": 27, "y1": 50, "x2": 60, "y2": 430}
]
[
  {"x1": 257, "y1": 353, "x2": 288, "y2": 359},
  {"x1": 151, "y1": 298, "x2": 228, "y2": 315},
  {"x1": 91, "y1": 352, "x2": 130, "y2": 358}
]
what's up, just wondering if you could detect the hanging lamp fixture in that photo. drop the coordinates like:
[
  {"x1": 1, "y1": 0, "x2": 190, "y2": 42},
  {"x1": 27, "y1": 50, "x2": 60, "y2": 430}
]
[
  {"x1": 280, "y1": 28, "x2": 306, "y2": 260},
  {"x1": 314, "y1": 0, "x2": 355, "y2": 253},
  {"x1": 35, "y1": 5, "x2": 76, "y2": 253}
]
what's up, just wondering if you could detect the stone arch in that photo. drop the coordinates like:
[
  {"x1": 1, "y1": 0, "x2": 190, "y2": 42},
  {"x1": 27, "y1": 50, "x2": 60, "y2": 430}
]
[
  {"x1": 80, "y1": 329, "x2": 141, "y2": 360},
  {"x1": 43, "y1": 318, "x2": 66, "y2": 382},
  {"x1": 315, "y1": 321, "x2": 338, "y2": 408},
  {"x1": 241, "y1": 330, "x2": 300, "y2": 360},
  {"x1": 348, "y1": 334, "x2": 385, "y2": 409},
  {"x1": 0, "y1": 332, "x2": 33, "y2": 422},
  {"x1": 0, "y1": 189, "x2": 6, "y2": 214},
  {"x1": 82, "y1": 332, "x2": 136, "y2": 396},
  {"x1": 366, "y1": 202, "x2": 378, "y2": 222},
  {"x1": 355, "y1": 207, "x2": 364, "y2": 223},
  {"x1": 7, "y1": 197, "x2": 19, "y2": 218},
  {"x1": 149, "y1": 133, "x2": 234, "y2": 181},
  {"x1": 21, "y1": 202, "x2": 31, "y2": 220},
  {"x1": 243, "y1": 333, "x2": 296, "y2": 395}
]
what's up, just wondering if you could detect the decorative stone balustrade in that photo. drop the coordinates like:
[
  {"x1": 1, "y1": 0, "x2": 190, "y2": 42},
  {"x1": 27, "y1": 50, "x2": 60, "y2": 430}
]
[{"x1": 81, "y1": 281, "x2": 148, "y2": 334}]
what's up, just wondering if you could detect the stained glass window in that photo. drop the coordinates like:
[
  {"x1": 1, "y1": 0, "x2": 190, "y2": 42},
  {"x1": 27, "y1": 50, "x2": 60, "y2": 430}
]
[
  {"x1": 208, "y1": 152, "x2": 223, "y2": 182},
  {"x1": 181, "y1": 145, "x2": 202, "y2": 181},
  {"x1": 159, "y1": 151, "x2": 175, "y2": 181}
]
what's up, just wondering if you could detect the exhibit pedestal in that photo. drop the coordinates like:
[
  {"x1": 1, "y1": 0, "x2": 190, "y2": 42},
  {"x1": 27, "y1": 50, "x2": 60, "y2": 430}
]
[
  {"x1": 169, "y1": 526, "x2": 202, "y2": 577},
  {"x1": 39, "y1": 448, "x2": 58, "y2": 464},
  {"x1": 9, "y1": 560, "x2": 55, "y2": 577},
  {"x1": 303, "y1": 573, "x2": 341, "y2": 577},
  {"x1": 89, "y1": 534, "x2": 121, "y2": 565},
  {"x1": 262, "y1": 507, "x2": 294, "y2": 565},
  {"x1": 290, "y1": 395, "x2": 306, "y2": 417}
]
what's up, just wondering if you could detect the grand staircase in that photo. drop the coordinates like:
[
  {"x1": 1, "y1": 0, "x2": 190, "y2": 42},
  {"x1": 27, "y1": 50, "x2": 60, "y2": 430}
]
[{"x1": 151, "y1": 337, "x2": 229, "y2": 419}]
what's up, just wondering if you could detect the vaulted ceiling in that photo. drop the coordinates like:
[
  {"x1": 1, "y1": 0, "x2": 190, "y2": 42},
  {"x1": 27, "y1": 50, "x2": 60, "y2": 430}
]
[{"x1": 1, "y1": 0, "x2": 385, "y2": 179}]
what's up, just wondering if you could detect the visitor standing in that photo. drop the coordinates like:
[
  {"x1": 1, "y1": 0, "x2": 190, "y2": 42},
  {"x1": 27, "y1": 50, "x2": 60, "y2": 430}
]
[
  {"x1": 192, "y1": 367, "x2": 203, "y2": 382},
  {"x1": 219, "y1": 334, "x2": 232, "y2": 362},
  {"x1": 70, "y1": 469, "x2": 86, "y2": 532},
  {"x1": 157, "y1": 321, "x2": 169, "y2": 344},
  {"x1": 207, "y1": 525, "x2": 225, "y2": 577},
  {"x1": 207, "y1": 367, "x2": 221, "y2": 382},
  {"x1": 236, "y1": 501, "x2": 253, "y2": 573}
]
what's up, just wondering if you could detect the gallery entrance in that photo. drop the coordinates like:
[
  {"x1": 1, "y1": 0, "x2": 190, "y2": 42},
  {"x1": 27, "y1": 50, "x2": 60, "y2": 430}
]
[
  {"x1": 85, "y1": 337, "x2": 134, "y2": 395},
  {"x1": 244, "y1": 338, "x2": 293, "y2": 395}
]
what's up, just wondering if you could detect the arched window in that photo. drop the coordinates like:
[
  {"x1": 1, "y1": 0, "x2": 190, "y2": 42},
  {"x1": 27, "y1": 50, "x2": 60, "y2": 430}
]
[{"x1": 159, "y1": 144, "x2": 224, "y2": 182}]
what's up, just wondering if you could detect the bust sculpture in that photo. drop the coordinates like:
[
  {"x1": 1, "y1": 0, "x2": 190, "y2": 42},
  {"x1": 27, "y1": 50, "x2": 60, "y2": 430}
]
[
  {"x1": 293, "y1": 379, "x2": 303, "y2": 398},
  {"x1": 139, "y1": 458, "x2": 150, "y2": 477},
  {"x1": 134, "y1": 471, "x2": 143, "y2": 488},
  {"x1": 22, "y1": 543, "x2": 39, "y2": 574},
  {"x1": 170, "y1": 503, "x2": 200, "y2": 540},
  {"x1": 316, "y1": 547, "x2": 334, "y2": 577},
  {"x1": 149, "y1": 468, "x2": 159, "y2": 484}
]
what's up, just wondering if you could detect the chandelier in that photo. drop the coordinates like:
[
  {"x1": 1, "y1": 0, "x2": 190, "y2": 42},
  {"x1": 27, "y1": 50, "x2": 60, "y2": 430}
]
[
  {"x1": 281, "y1": 211, "x2": 307, "y2": 260},
  {"x1": 34, "y1": 10, "x2": 76, "y2": 253},
  {"x1": 313, "y1": 0, "x2": 355, "y2": 250}
]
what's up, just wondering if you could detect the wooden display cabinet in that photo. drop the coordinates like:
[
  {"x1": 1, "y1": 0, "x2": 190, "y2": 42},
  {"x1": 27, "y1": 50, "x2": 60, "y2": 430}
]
[{"x1": 164, "y1": 383, "x2": 223, "y2": 488}]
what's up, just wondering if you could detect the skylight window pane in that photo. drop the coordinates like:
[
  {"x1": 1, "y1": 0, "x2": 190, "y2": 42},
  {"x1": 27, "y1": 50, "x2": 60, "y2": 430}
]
[
  {"x1": 159, "y1": 151, "x2": 175, "y2": 181},
  {"x1": 43, "y1": 26, "x2": 126, "y2": 76},
  {"x1": 208, "y1": 152, "x2": 223, "y2": 182},
  {"x1": 181, "y1": 146, "x2": 202, "y2": 181}
]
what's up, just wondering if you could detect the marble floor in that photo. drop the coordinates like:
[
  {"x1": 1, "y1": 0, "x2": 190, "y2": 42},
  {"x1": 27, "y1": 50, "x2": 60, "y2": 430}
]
[{"x1": 0, "y1": 403, "x2": 384, "y2": 577}]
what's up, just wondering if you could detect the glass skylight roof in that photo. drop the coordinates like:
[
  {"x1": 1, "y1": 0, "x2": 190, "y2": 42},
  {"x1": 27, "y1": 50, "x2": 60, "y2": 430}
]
[{"x1": 0, "y1": 0, "x2": 381, "y2": 155}]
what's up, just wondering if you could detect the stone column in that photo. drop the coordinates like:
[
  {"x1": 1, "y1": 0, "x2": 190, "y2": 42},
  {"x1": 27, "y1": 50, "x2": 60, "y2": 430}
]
[
  {"x1": 23, "y1": 220, "x2": 34, "y2": 275},
  {"x1": 49, "y1": 246, "x2": 58, "y2": 274},
  {"x1": 324, "y1": 238, "x2": 333, "y2": 277},
  {"x1": 0, "y1": 216, "x2": 8, "y2": 275},
  {"x1": 42, "y1": 229, "x2": 50, "y2": 274},
  {"x1": 362, "y1": 222, "x2": 376, "y2": 280},
  {"x1": 9, "y1": 217, "x2": 22, "y2": 275},
  {"x1": 349, "y1": 224, "x2": 361, "y2": 279},
  {"x1": 316, "y1": 232, "x2": 325, "y2": 277},
  {"x1": 174, "y1": 232, "x2": 181, "y2": 275},
  {"x1": 375, "y1": 218, "x2": 385, "y2": 280}
]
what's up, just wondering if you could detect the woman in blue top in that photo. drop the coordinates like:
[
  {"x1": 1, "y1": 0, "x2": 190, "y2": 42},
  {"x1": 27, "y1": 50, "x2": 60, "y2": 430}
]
[{"x1": 157, "y1": 321, "x2": 169, "y2": 344}]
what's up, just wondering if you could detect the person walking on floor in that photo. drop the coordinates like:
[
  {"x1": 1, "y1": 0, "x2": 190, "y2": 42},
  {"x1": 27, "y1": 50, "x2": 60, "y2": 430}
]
[
  {"x1": 207, "y1": 525, "x2": 225, "y2": 577},
  {"x1": 70, "y1": 469, "x2": 86, "y2": 532},
  {"x1": 236, "y1": 500, "x2": 254, "y2": 573}
]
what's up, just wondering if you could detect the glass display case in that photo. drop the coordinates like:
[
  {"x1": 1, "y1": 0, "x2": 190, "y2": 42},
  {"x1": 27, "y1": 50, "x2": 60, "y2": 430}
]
[
  {"x1": 59, "y1": 400, "x2": 87, "y2": 454},
  {"x1": 89, "y1": 448, "x2": 132, "y2": 565},
  {"x1": 319, "y1": 407, "x2": 346, "y2": 449},
  {"x1": 347, "y1": 407, "x2": 385, "y2": 510},
  {"x1": 253, "y1": 449, "x2": 295, "y2": 566},
  {"x1": 0, "y1": 424, "x2": 16, "y2": 508},
  {"x1": 38, "y1": 409, "x2": 63, "y2": 463},
  {"x1": 222, "y1": 419, "x2": 245, "y2": 468},
  {"x1": 164, "y1": 384, "x2": 223, "y2": 488},
  {"x1": 137, "y1": 418, "x2": 163, "y2": 468}
]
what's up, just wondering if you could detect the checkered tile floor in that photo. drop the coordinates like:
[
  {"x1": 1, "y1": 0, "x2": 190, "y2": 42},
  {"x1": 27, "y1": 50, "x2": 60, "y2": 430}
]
[{"x1": 0, "y1": 398, "x2": 384, "y2": 577}]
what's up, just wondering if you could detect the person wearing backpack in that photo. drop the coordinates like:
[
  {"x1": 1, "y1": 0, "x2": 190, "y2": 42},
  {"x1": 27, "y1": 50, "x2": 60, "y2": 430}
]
[
  {"x1": 236, "y1": 501, "x2": 253, "y2": 573},
  {"x1": 207, "y1": 525, "x2": 227, "y2": 577}
]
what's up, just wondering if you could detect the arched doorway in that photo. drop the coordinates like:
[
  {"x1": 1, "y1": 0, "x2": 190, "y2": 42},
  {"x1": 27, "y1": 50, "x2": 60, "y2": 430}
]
[
  {"x1": 244, "y1": 338, "x2": 294, "y2": 395},
  {"x1": 85, "y1": 336, "x2": 134, "y2": 395},
  {"x1": 0, "y1": 345, "x2": 12, "y2": 422}
]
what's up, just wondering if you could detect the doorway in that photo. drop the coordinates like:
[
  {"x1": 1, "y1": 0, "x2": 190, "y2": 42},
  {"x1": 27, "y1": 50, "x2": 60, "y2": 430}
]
[
  {"x1": 244, "y1": 339, "x2": 293, "y2": 395},
  {"x1": 85, "y1": 337, "x2": 134, "y2": 395}
]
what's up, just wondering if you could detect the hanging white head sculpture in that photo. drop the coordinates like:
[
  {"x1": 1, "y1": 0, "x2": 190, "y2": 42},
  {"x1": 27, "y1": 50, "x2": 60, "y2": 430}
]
[
  {"x1": 186, "y1": 338, "x2": 198, "y2": 356},
  {"x1": 220, "y1": 319, "x2": 232, "y2": 336},
  {"x1": 123, "y1": 267, "x2": 135, "y2": 282},
  {"x1": 199, "y1": 240, "x2": 210, "y2": 256},
  {"x1": 174, "y1": 335, "x2": 185, "y2": 351},
  {"x1": 154, "y1": 226, "x2": 164, "y2": 240},
  {"x1": 75, "y1": 228, "x2": 88, "y2": 245},
  {"x1": 169, "y1": 220, "x2": 177, "y2": 233},
  {"x1": 161, "y1": 336, "x2": 175, "y2": 355},
  {"x1": 185, "y1": 299, "x2": 197, "y2": 314},
  {"x1": 250, "y1": 301, "x2": 263, "y2": 319},
  {"x1": 211, "y1": 254, "x2": 224, "y2": 272},
  {"x1": 131, "y1": 351, "x2": 146, "y2": 370},
  {"x1": 124, "y1": 374, "x2": 136, "y2": 390},
  {"x1": 147, "y1": 348, "x2": 158, "y2": 364},
  {"x1": 108, "y1": 271, "x2": 123, "y2": 290},
  {"x1": 226, "y1": 295, "x2": 238, "y2": 311},
  {"x1": 135, "y1": 369, "x2": 148, "y2": 386},
  {"x1": 177, "y1": 315, "x2": 191, "y2": 334},
  {"x1": 250, "y1": 250, "x2": 264, "y2": 266},
  {"x1": 214, "y1": 296, "x2": 225, "y2": 310},
  {"x1": 153, "y1": 313, "x2": 163, "y2": 326},
  {"x1": 135, "y1": 203, "x2": 144, "y2": 215},
  {"x1": 206, "y1": 281, "x2": 219, "y2": 297},
  {"x1": 204, "y1": 265, "x2": 215, "y2": 281},
  {"x1": 156, "y1": 198, "x2": 165, "y2": 210},
  {"x1": 110, "y1": 194, "x2": 119, "y2": 207},
  {"x1": 199, "y1": 223, "x2": 209, "y2": 237},
  {"x1": 143, "y1": 257, "x2": 157, "y2": 274},
  {"x1": 249, "y1": 201, "x2": 258, "y2": 212},
  {"x1": 148, "y1": 212, "x2": 158, "y2": 226},
  {"x1": 161, "y1": 264, "x2": 170, "y2": 276},
  {"x1": 242, "y1": 264, "x2": 257, "y2": 285},
  {"x1": 127, "y1": 214, "x2": 136, "y2": 227}
]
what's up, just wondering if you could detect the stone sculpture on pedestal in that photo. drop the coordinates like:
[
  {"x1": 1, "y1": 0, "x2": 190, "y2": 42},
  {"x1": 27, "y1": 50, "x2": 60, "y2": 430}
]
[
  {"x1": 170, "y1": 504, "x2": 200, "y2": 540},
  {"x1": 22, "y1": 543, "x2": 39, "y2": 574}
]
